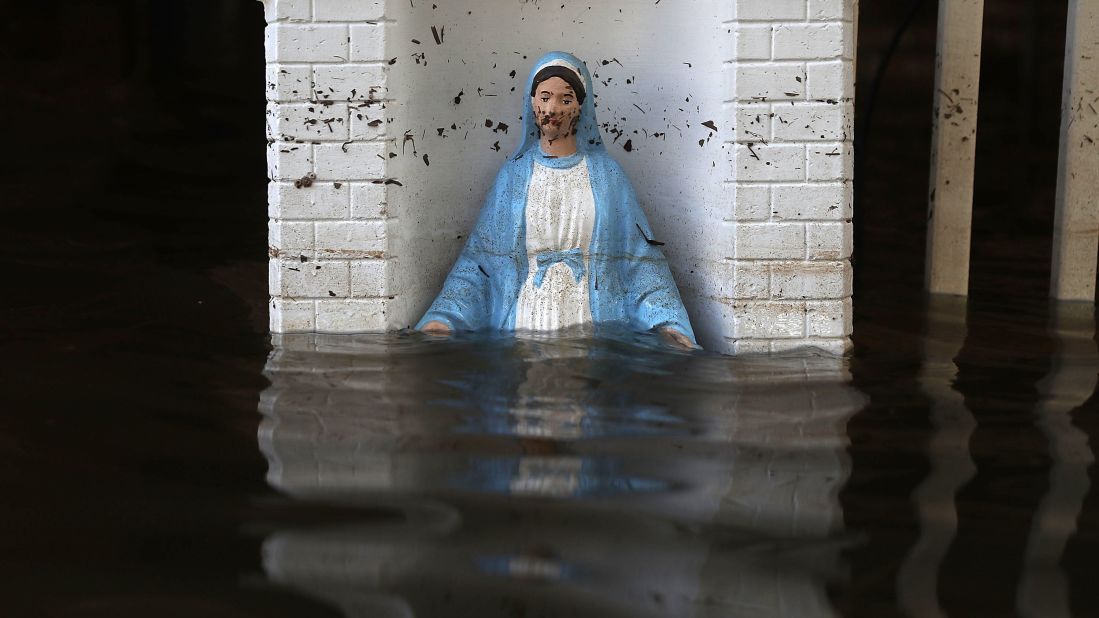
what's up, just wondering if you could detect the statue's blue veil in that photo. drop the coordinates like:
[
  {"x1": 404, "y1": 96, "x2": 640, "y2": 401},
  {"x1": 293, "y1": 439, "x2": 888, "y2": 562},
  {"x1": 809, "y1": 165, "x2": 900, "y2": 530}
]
[{"x1": 513, "y1": 51, "x2": 604, "y2": 159}]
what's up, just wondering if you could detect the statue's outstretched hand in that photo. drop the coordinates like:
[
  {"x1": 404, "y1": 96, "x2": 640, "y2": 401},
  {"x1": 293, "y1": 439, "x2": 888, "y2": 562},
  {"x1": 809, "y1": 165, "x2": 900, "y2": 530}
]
[
  {"x1": 421, "y1": 321, "x2": 452, "y2": 335},
  {"x1": 660, "y1": 327, "x2": 696, "y2": 350}
]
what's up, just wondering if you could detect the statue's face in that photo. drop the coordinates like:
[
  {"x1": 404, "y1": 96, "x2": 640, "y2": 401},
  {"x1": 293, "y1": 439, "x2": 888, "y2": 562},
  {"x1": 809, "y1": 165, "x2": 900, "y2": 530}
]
[{"x1": 531, "y1": 76, "x2": 581, "y2": 143}]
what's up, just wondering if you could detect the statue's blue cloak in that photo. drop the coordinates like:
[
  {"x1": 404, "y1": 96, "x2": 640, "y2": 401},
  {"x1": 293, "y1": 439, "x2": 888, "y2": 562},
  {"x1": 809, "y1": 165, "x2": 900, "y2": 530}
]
[{"x1": 416, "y1": 51, "x2": 696, "y2": 344}]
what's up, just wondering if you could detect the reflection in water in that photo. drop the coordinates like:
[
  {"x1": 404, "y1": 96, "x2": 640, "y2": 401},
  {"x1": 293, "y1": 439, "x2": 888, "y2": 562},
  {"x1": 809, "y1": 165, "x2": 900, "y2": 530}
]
[
  {"x1": 1018, "y1": 304, "x2": 1097, "y2": 617},
  {"x1": 897, "y1": 296, "x2": 976, "y2": 618},
  {"x1": 258, "y1": 332, "x2": 864, "y2": 617},
  {"x1": 890, "y1": 298, "x2": 1099, "y2": 617}
]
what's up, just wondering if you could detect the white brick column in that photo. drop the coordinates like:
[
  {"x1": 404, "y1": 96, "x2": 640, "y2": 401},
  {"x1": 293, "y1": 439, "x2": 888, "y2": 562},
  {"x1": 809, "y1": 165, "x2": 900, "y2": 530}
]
[
  {"x1": 263, "y1": 0, "x2": 394, "y2": 332},
  {"x1": 725, "y1": 0, "x2": 856, "y2": 354}
]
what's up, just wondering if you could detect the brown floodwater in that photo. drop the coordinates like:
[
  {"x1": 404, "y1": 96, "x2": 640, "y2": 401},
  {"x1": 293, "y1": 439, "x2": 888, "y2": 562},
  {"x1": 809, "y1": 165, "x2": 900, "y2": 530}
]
[{"x1": 4, "y1": 210, "x2": 1099, "y2": 616}]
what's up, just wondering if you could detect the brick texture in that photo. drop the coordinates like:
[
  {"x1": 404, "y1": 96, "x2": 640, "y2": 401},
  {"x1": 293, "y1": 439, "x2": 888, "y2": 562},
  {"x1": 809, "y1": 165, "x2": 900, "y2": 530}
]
[
  {"x1": 722, "y1": 0, "x2": 855, "y2": 353},
  {"x1": 264, "y1": 0, "x2": 393, "y2": 333}
]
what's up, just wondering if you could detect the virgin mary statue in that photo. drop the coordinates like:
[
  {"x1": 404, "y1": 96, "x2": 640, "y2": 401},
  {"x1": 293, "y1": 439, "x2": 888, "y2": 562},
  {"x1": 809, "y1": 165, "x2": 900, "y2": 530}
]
[{"x1": 417, "y1": 51, "x2": 696, "y2": 348}]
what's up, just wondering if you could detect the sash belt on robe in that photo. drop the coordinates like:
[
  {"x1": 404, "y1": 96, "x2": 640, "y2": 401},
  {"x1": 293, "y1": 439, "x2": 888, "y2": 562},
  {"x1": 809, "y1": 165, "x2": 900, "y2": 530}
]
[{"x1": 533, "y1": 248, "x2": 585, "y2": 288}]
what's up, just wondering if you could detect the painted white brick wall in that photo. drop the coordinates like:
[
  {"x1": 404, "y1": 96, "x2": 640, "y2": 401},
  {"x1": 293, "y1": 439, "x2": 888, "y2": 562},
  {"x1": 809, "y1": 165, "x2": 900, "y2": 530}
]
[
  {"x1": 263, "y1": 0, "x2": 395, "y2": 334},
  {"x1": 723, "y1": 0, "x2": 856, "y2": 354},
  {"x1": 261, "y1": 0, "x2": 856, "y2": 355}
]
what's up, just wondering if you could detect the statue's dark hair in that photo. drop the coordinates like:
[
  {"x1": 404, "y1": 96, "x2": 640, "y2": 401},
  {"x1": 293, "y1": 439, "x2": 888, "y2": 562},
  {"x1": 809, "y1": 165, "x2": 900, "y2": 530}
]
[{"x1": 530, "y1": 66, "x2": 586, "y2": 104}]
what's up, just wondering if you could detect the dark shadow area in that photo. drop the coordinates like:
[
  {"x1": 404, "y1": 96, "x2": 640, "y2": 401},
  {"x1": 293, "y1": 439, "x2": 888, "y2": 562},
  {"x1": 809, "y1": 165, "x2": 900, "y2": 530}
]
[{"x1": 0, "y1": 2, "x2": 323, "y2": 616}]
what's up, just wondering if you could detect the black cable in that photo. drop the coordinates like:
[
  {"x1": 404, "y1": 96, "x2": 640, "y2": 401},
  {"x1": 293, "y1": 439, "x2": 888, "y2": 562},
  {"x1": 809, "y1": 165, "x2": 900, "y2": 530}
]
[{"x1": 853, "y1": 0, "x2": 932, "y2": 264}]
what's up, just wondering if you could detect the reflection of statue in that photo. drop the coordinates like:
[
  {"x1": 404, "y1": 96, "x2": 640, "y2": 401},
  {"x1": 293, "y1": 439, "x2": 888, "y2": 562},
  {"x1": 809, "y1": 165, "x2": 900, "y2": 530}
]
[
  {"x1": 417, "y1": 52, "x2": 696, "y2": 349},
  {"x1": 258, "y1": 334, "x2": 863, "y2": 617}
]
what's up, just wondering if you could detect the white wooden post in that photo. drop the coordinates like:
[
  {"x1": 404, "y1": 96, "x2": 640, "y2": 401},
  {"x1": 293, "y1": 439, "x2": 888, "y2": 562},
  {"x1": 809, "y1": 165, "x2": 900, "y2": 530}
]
[
  {"x1": 925, "y1": 0, "x2": 985, "y2": 296},
  {"x1": 1050, "y1": 0, "x2": 1099, "y2": 301}
]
